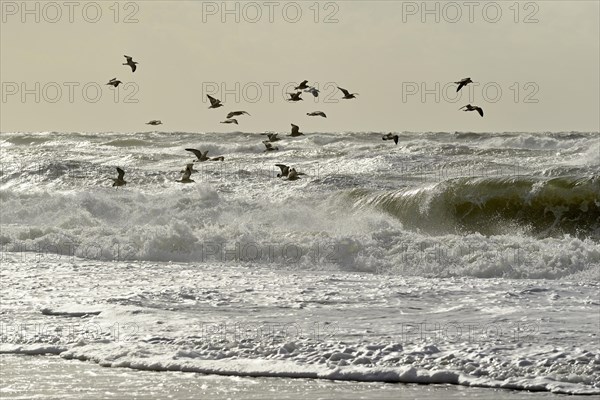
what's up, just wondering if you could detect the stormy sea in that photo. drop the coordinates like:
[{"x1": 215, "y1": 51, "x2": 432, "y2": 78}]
[{"x1": 1, "y1": 130, "x2": 598, "y2": 398}]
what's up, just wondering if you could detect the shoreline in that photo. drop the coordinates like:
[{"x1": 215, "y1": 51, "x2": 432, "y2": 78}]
[{"x1": 3, "y1": 354, "x2": 590, "y2": 400}]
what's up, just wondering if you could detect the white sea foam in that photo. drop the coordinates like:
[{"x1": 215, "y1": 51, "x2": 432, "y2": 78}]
[{"x1": 1, "y1": 258, "x2": 598, "y2": 395}]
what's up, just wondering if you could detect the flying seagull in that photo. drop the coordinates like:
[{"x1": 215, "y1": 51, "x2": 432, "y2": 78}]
[
  {"x1": 288, "y1": 124, "x2": 304, "y2": 137},
  {"x1": 307, "y1": 111, "x2": 326, "y2": 118},
  {"x1": 295, "y1": 80, "x2": 309, "y2": 90},
  {"x1": 263, "y1": 141, "x2": 279, "y2": 151},
  {"x1": 176, "y1": 165, "x2": 195, "y2": 184},
  {"x1": 221, "y1": 119, "x2": 238, "y2": 125},
  {"x1": 455, "y1": 77, "x2": 473, "y2": 92},
  {"x1": 261, "y1": 133, "x2": 280, "y2": 142},
  {"x1": 146, "y1": 120, "x2": 162, "y2": 125},
  {"x1": 207, "y1": 95, "x2": 223, "y2": 109},
  {"x1": 382, "y1": 133, "x2": 399, "y2": 145},
  {"x1": 338, "y1": 87, "x2": 358, "y2": 99},
  {"x1": 287, "y1": 92, "x2": 303, "y2": 102},
  {"x1": 185, "y1": 148, "x2": 210, "y2": 162},
  {"x1": 111, "y1": 167, "x2": 126, "y2": 187},
  {"x1": 304, "y1": 87, "x2": 320, "y2": 97},
  {"x1": 227, "y1": 111, "x2": 250, "y2": 119},
  {"x1": 459, "y1": 104, "x2": 484, "y2": 117},
  {"x1": 185, "y1": 148, "x2": 224, "y2": 162},
  {"x1": 106, "y1": 78, "x2": 122, "y2": 87},
  {"x1": 123, "y1": 55, "x2": 138, "y2": 72}
]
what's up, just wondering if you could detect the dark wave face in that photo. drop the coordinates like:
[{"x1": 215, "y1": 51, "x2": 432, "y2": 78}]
[{"x1": 348, "y1": 176, "x2": 600, "y2": 239}]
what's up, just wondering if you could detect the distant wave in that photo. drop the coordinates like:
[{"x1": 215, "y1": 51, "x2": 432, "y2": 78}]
[
  {"x1": 101, "y1": 138, "x2": 157, "y2": 147},
  {"x1": 5, "y1": 135, "x2": 54, "y2": 146}
]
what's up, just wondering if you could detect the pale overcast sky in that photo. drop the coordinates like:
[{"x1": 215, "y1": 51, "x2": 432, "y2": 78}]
[{"x1": 1, "y1": 0, "x2": 599, "y2": 133}]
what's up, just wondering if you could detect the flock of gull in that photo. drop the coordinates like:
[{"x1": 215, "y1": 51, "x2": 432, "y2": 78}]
[{"x1": 109, "y1": 56, "x2": 483, "y2": 187}]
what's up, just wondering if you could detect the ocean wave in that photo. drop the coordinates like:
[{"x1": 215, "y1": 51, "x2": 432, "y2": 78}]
[
  {"x1": 1, "y1": 185, "x2": 598, "y2": 278},
  {"x1": 1, "y1": 131, "x2": 599, "y2": 278},
  {"x1": 101, "y1": 139, "x2": 158, "y2": 147},
  {"x1": 347, "y1": 175, "x2": 600, "y2": 239}
]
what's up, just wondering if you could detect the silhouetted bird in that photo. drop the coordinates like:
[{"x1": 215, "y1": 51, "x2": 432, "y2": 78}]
[
  {"x1": 304, "y1": 87, "x2": 320, "y2": 97},
  {"x1": 106, "y1": 78, "x2": 122, "y2": 87},
  {"x1": 295, "y1": 80, "x2": 309, "y2": 90},
  {"x1": 382, "y1": 133, "x2": 399, "y2": 145},
  {"x1": 207, "y1": 95, "x2": 223, "y2": 109},
  {"x1": 111, "y1": 167, "x2": 126, "y2": 187},
  {"x1": 287, "y1": 92, "x2": 303, "y2": 102},
  {"x1": 227, "y1": 111, "x2": 250, "y2": 118},
  {"x1": 455, "y1": 77, "x2": 473, "y2": 92},
  {"x1": 123, "y1": 55, "x2": 138, "y2": 72},
  {"x1": 338, "y1": 86, "x2": 358, "y2": 99},
  {"x1": 185, "y1": 148, "x2": 209, "y2": 162},
  {"x1": 459, "y1": 104, "x2": 484, "y2": 117},
  {"x1": 288, "y1": 124, "x2": 304, "y2": 137}
]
